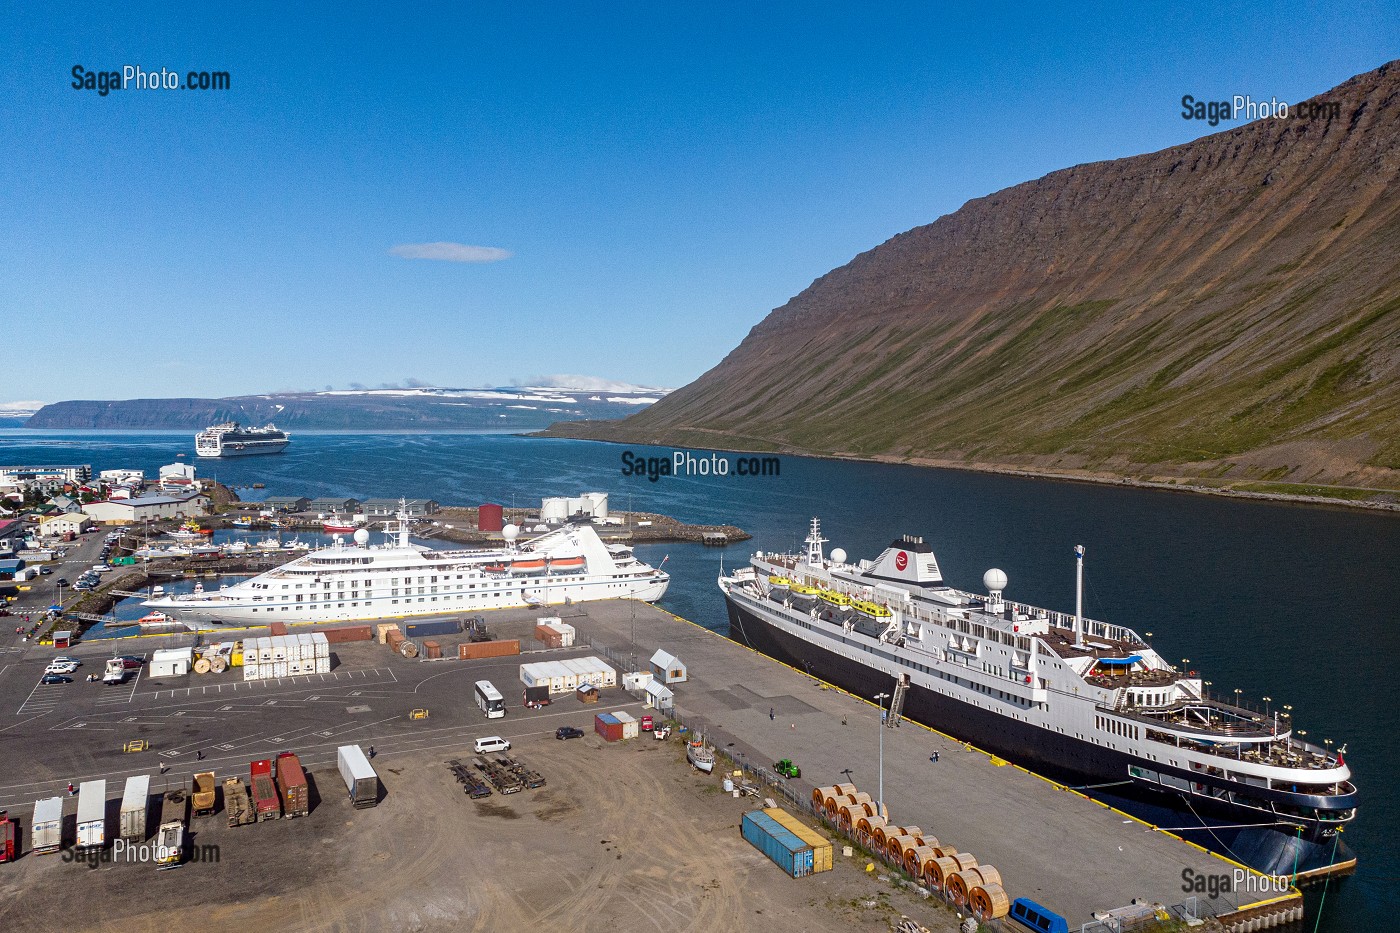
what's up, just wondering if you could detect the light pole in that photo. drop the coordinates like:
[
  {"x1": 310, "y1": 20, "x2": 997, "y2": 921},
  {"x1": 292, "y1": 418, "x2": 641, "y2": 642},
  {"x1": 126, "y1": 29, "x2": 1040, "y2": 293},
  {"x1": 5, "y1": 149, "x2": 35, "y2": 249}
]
[{"x1": 874, "y1": 692, "x2": 890, "y2": 818}]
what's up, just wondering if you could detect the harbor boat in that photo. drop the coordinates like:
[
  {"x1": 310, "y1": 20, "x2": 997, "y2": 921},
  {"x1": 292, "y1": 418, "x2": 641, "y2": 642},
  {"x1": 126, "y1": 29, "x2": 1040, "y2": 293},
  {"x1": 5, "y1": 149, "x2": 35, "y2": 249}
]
[
  {"x1": 687, "y1": 740, "x2": 716, "y2": 774},
  {"x1": 230, "y1": 517, "x2": 254, "y2": 528},
  {"x1": 195, "y1": 422, "x2": 290, "y2": 458},
  {"x1": 166, "y1": 521, "x2": 213, "y2": 542},
  {"x1": 143, "y1": 503, "x2": 669, "y2": 629},
  {"x1": 719, "y1": 519, "x2": 1357, "y2": 877},
  {"x1": 322, "y1": 515, "x2": 357, "y2": 534}
]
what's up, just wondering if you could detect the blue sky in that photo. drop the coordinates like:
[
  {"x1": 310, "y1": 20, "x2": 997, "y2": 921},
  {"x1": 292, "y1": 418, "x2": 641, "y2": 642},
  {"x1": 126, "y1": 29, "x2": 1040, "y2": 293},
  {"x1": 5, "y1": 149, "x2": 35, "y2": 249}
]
[{"x1": 1, "y1": 2, "x2": 1395, "y2": 405}]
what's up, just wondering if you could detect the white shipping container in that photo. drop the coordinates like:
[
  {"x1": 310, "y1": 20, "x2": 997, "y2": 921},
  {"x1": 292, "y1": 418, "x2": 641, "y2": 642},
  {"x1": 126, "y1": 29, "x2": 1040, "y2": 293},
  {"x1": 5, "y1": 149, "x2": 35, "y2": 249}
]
[
  {"x1": 273, "y1": 661, "x2": 288, "y2": 678},
  {"x1": 77, "y1": 779, "x2": 107, "y2": 849},
  {"x1": 312, "y1": 632, "x2": 330, "y2": 658},
  {"x1": 315, "y1": 657, "x2": 331, "y2": 674},
  {"x1": 613, "y1": 711, "x2": 640, "y2": 740},
  {"x1": 270, "y1": 636, "x2": 287, "y2": 661},
  {"x1": 31, "y1": 796, "x2": 64, "y2": 853},
  {"x1": 244, "y1": 663, "x2": 261, "y2": 681},
  {"x1": 120, "y1": 775, "x2": 150, "y2": 842},
  {"x1": 299, "y1": 633, "x2": 314, "y2": 658},
  {"x1": 258, "y1": 636, "x2": 272, "y2": 662}
]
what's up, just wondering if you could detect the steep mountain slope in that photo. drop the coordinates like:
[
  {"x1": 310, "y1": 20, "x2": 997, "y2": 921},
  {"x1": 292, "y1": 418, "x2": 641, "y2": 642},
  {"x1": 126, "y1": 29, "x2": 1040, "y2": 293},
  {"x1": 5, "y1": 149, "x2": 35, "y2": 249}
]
[{"x1": 553, "y1": 62, "x2": 1400, "y2": 493}]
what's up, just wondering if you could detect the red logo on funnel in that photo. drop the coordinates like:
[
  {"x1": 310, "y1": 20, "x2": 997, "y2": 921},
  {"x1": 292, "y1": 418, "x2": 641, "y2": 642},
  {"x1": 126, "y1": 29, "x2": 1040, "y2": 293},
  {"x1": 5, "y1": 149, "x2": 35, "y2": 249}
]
[{"x1": 894, "y1": 551, "x2": 908, "y2": 571}]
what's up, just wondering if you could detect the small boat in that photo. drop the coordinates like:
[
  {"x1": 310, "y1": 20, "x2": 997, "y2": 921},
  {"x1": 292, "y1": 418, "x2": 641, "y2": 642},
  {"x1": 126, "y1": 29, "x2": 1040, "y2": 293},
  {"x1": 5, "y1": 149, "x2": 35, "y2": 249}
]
[
  {"x1": 510, "y1": 558, "x2": 547, "y2": 574},
  {"x1": 548, "y1": 555, "x2": 586, "y2": 570},
  {"x1": 138, "y1": 610, "x2": 172, "y2": 625},
  {"x1": 230, "y1": 517, "x2": 253, "y2": 528},
  {"x1": 687, "y1": 740, "x2": 716, "y2": 774},
  {"x1": 323, "y1": 514, "x2": 357, "y2": 533}
]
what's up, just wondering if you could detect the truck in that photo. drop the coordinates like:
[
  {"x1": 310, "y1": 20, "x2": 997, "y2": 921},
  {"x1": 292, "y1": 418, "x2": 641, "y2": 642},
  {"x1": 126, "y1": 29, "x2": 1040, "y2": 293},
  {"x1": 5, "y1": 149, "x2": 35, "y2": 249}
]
[
  {"x1": 192, "y1": 771, "x2": 217, "y2": 817},
  {"x1": 155, "y1": 791, "x2": 186, "y2": 867},
  {"x1": 30, "y1": 797, "x2": 64, "y2": 854},
  {"x1": 250, "y1": 759, "x2": 281, "y2": 821},
  {"x1": 119, "y1": 774, "x2": 150, "y2": 843},
  {"x1": 103, "y1": 658, "x2": 126, "y2": 685},
  {"x1": 224, "y1": 777, "x2": 255, "y2": 828},
  {"x1": 336, "y1": 744, "x2": 379, "y2": 808},
  {"x1": 275, "y1": 752, "x2": 309, "y2": 818},
  {"x1": 76, "y1": 779, "x2": 107, "y2": 849}
]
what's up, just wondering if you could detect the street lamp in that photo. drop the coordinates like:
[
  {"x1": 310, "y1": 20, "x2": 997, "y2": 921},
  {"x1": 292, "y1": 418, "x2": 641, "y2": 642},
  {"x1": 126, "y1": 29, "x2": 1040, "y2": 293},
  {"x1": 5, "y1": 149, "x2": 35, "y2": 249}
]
[{"x1": 874, "y1": 692, "x2": 890, "y2": 818}]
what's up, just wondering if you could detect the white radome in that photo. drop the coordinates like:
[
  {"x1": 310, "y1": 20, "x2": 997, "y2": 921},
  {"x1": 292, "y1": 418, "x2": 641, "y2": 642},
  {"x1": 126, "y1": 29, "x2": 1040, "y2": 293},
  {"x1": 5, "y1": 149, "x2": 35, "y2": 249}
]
[
  {"x1": 353, "y1": 528, "x2": 370, "y2": 546},
  {"x1": 983, "y1": 568, "x2": 1008, "y2": 593},
  {"x1": 502, "y1": 523, "x2": 520, "y2": 542},
  {"x1": 830, "y1": 547, "x2": 847, "y2": 564}
]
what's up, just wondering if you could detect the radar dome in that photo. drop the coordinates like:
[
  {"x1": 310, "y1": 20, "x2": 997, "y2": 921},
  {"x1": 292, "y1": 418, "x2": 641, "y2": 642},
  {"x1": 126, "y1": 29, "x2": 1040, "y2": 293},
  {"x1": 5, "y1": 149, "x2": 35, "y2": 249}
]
[
  {"x1": 830, "y1": 547, "x2": 847, "y2": 564},
  {"x1": 983, "y1": 568, "x2": 1008, "y2": 593},
  {"x1": 353, "y1": 528, "x2": 370, "y2": 546},
  {"x1": 502, "y1": 523, "x2": 520, "y2": 542}
]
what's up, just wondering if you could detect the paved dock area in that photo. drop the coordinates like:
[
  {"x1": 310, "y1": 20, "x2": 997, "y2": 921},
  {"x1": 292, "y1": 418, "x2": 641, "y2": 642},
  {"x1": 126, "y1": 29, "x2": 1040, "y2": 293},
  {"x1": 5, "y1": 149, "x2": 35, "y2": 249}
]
[
  {"x1": 575, "y1": 601, "x2": 1292, "y2": 925},
  {"x1": 0, "y1": 598, "x2": 1296, "y2": 926}
]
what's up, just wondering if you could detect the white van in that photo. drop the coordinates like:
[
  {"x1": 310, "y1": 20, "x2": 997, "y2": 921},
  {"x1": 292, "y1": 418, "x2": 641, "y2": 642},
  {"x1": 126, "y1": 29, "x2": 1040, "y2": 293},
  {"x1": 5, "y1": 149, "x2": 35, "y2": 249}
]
[{"x1": 474, "y1": 736, "x2": 511, "y2": 754}]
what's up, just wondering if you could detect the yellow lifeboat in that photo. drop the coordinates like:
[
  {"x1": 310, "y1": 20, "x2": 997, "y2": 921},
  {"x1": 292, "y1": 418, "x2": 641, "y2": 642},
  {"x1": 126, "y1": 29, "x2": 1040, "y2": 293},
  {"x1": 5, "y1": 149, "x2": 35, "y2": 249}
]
[
  {"x1": 854, "y1": 600, "x2": 892, "y2": 618},
  {"x1": 768, "y1": 575, "x2": 793, "y2": 587},
  {"x1": 819, "y1": 590, "x2": 852, "y2": 608},
  {"x1": 790, "y1": 584, "x2": 821, "y2": 597}
]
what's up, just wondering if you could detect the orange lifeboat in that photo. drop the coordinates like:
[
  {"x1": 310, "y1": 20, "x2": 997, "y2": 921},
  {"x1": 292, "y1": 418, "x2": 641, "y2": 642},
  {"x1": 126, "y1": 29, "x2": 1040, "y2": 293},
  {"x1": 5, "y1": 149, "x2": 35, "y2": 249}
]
[
  {"x1": 548, "y1": 555, "x2": 585, "y2": 570},
  {"x1": 510, "y1": 558, "x2": 547, "y2": 574}
]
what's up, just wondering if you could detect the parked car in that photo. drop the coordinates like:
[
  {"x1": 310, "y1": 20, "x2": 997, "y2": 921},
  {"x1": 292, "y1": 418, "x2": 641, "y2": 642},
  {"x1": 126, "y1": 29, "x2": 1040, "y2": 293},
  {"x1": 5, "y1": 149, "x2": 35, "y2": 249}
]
[
  {"x1": 114, "y1": 656, "x2": 143, "y2": 670},
  {"x1": 39, "y1": 566, "x2": 53, "y2": 575},
  {"x1": 640, "y1": 715, "x2": 654, "y2": 732},
  {"x1": 40, "y1": 674, "x2": 72, "y2": 685},
  {"x1": 474, "y1": 736, "x2": 511, "y2": 754},
  {"x1": 555, "y1": 726, "x2": 585, "y2": 740},
  {"x1": 53, "y1": 657, "x2": 81, "y2": 665},
  {"x1": 45, "y1": 663, "x2": 78, "y2": 675}
]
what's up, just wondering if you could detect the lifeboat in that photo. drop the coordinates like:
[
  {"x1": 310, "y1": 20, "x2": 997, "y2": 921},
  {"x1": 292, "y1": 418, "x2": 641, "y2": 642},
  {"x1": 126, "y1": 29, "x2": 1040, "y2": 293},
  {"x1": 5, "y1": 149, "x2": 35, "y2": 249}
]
[
  {"x1": 768, "y1": 575, "x2": 793, "y2": 587},
  {"x1": 819, "y1": 589, "x2": 852, "y2": 608},
  {"x1": 483, "y1": 563, "x2": 507, "y2": 574},
  {"x1": 790, "y1": 584, "x2": 821, "y2": 597},
  {"x1": 853, "y1": 599, "x2": 892, "y2": 618},
  {"x1": 548, "y1": 555, "x2": 586, "y2": 571},
  {"x1": 510, "y1": 558, "x2": 547, "y2": 574}
]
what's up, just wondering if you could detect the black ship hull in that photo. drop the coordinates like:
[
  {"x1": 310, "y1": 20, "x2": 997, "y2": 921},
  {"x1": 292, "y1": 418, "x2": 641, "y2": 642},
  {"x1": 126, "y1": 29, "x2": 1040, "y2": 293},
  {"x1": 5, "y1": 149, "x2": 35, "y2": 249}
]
[{"x1": 724, "y1": 594, "x2": 1353, "y2": 877}]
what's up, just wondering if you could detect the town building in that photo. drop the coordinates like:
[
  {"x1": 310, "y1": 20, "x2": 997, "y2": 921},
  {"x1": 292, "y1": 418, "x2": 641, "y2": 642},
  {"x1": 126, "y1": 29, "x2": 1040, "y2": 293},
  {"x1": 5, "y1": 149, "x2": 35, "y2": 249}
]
[
  {"x1": 84, "y1": 494, "x2": 210, "y2": 524},
  {"x1": 308, "y1": 497, "x2": 361, "y2": 515},
  {"x1": 363, "y1": 498, "x2": 440, "y2": 517},
  {"x1": 260, "y1": 496, "x2": 310, "y2": 512},
  {"x1": 38, "y1": 513, "x2": 92, "y2": 537}
]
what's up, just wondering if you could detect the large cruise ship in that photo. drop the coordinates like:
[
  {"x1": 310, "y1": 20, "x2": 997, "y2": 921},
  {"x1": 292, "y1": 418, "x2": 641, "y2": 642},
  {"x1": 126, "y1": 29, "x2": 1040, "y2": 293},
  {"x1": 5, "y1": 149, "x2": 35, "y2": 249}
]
[
  {"x1": 144, "y1": 511, "x2": 669, "y2": 623},
  {"x1": 195, "y1": 422, "x2": 290, "y2": 458},
  {"x1": 720, "y1": 519, "x2": 1356, "y2": 877}
]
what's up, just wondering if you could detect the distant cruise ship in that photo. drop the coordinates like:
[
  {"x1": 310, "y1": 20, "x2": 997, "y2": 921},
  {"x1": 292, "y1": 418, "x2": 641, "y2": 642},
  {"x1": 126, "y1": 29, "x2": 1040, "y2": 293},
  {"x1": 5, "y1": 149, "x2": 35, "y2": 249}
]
[
  {"x1": 195, "y1": 422, "x2": 290, "y2": 458},
  {"x1": 144, "y1": 508, "x2": 669, "y2": 624}
]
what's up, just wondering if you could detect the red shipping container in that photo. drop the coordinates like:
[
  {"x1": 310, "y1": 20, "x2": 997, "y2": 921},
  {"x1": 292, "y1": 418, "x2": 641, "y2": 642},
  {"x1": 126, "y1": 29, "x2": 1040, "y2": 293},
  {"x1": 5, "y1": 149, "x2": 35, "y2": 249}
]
[
  {"x1": 250, "y1": 759, "x2": 281, "y2": 821},
  {"x1": 458, "y1": 639, "x2": 521, "y2": 660},
  {"x1": 269, "y1": 621, "x2": 288, "y2": 636},
  {"x1": 275, "y1": 752, "x2": 309, "y2": 818},
  {"x1": 534, "y1": 625, "x2": 564, "y2": 649},
  {"x1": 319, "y1": 625, "x2": 373, "y2": 644},
  {"x1": 423, "y1": 640, "x2": 442, "y2": 659},
  {"x1": 594, "y1": 713, "x2": 623, "y2": 742}
]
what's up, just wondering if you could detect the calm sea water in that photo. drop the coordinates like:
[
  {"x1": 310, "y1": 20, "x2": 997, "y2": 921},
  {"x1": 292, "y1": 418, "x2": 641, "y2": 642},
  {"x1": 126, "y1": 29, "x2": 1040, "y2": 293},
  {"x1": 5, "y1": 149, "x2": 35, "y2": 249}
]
[{"x1": 3, "y1": 429, "x2": 1395, "y2": 928}]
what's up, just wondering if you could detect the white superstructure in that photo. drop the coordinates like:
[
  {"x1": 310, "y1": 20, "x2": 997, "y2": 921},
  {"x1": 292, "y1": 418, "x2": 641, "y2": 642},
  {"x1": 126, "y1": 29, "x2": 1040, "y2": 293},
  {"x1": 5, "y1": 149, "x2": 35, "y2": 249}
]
[{"x1": 195, "y1": 422, "x2": 290, "y2": 458}]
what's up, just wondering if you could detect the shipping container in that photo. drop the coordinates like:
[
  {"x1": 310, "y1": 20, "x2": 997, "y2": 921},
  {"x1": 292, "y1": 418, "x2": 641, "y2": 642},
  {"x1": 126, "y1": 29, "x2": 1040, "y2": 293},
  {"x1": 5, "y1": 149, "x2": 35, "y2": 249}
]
[
  {"x1": 31, "y1": 796, "x2": 64, "y2": 854},
  {"x1": 376, "y1": 623, "x2": 401, "y2": 644},
  {"x1": 594, "y1": 712, "x2": 623, "y2": 742},
  {"x1": 76, "y1": 779, "x2": 107, "y2": 849},
  {"x1": 192, "y1": 772, "x2": 217, "y2": 817},
  {"x1": 404, "y1": 619, "x2": 461, "y2": 638},
  {"x1": 337, "y1": 745, "x2": 380, "y2": 808},
  {"x1": 458, "y1": 639, "x2": 520, "y2": 660},
  {"x1": 742, "y1": 810, "x2": 815, "y2": 878},
  {"x1": 276, "y1": 752, "x2": 310, "y2": 817},
  {"x1": 250, "y1": 759, "x2": 281, "y2": 821},
  {"x1": 224, "y1": 777, "x2": 255, "y2": 827},
  {"x1": 763, "y1": 808, "x2": 833, "y2": 873},
  {"x1": 316, "y1": 624, "x2": 367, "y2": 644},
  {"x1": 613, "y1": 711, "x2": 640, "y2": 739},
  {"x1": 119, "y1": 775, "x2": 150, "y2": 842},
  {"x1": 269, "y1": 621, "x2": 288, "y2": 636},
  {"x1": 0, "y1": 811, "x2": 14, "y2": 863},
  {"x1": 534, "y1": 624, "x2": 564, "y2": 649},
  {"x1": 423, "y1": 640, "x2": 443, "y2": 659},
  {"x1": 311, "y1": 631, "x2": 332, "y2": 655}
]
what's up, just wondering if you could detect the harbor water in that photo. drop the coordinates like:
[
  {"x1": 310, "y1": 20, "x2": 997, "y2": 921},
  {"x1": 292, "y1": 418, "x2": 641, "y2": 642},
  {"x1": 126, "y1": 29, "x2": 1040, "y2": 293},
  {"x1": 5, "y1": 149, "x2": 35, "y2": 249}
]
[{"x1": 2, "y1": 429, "x2": 1394, "y2": 929}]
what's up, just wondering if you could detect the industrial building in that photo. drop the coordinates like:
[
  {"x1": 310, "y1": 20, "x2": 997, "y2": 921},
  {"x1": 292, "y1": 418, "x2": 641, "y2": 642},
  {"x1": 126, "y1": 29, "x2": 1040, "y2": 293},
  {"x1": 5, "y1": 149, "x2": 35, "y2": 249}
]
[
  {"x1": 540, "y1": 492, "x2": 609, "y2": 523},
  {"x1": 260, "y1": 496, "x2": 310, "y2": 512},
  {"x1": 84, "y1": 493, "x2": 210, "y2": 524},
  {"x1": 308, "y1": 497, "x2": 360, "y2": 515},
  {"x1": 363, "y1": 498, "x2": 439, "y2": 517},
  {"x1": 38, "y1": 512, "x2": 92, "y2": 537}
]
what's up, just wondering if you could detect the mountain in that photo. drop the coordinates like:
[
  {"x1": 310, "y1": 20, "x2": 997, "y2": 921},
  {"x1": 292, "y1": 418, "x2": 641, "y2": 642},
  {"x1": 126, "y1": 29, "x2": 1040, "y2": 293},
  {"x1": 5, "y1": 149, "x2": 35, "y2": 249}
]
[
  {"x1": 548, "y1": 62, "x2": 1400, "y2": 498},
  {"x1": 23, "y1": 385, "x2": 669, "y2": 430}
]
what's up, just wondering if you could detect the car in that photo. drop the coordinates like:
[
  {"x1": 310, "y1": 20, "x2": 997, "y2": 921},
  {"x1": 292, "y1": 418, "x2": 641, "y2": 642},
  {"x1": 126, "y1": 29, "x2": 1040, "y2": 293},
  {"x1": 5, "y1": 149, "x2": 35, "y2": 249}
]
[
  {"x1": 474, "y1": 736, "x2": 511, "y2": 754},
  {"x1": 90, "y1": 565, "x2": 110, "y2": 574},
  {"x1": 640, "y1": 714, "x2": 654, "y2": 731},
  {"x1": 45, "y1": 663, "x2": 79, "y2": 675},
  {"x1": 39, "y1": 566, "x2": 53, "y2": 575},
  {"x1": 555, "y1": 726, "x2": 585, "y2": 740},
  {"x1": 114, "y1": 656, "x2": 143, "y2": 670},
  {"x1": 40, "y1": 674, "x2": 72, "y2": 685},
  {"x1": 53, "y1": 657, "x2": 81, "y2": 665}
]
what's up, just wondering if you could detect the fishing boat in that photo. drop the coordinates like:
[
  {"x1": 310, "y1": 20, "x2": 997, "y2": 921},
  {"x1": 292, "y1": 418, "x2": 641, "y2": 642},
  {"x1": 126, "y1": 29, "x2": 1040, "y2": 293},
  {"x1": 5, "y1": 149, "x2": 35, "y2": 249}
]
[{"x1": 687, "y1": 740, "x2": 716, "y2": 774}]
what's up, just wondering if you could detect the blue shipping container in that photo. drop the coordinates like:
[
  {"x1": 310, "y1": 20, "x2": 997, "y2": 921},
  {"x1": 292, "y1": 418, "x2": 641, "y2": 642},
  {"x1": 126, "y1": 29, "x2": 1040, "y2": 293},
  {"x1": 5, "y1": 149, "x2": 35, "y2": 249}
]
[
  {"x1": 404, "y1": 619, "x2": 462, "y2": 638},
  {"x1": 741, "y1": 810, "x2": 814, "y2": 878}
]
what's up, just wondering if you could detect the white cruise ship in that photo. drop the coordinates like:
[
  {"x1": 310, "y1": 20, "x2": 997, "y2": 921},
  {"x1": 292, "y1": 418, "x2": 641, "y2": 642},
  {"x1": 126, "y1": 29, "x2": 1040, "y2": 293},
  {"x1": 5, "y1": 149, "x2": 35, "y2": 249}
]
[
  {"x1": 195, "y1": 422, "x2": 290, "y2": 458},
  {"x1": 720, "y1": 519, "x2": 1356, "y2": 878},
  {"x1": 144, "y1": 510, "x2": 668, "y2": 624}
]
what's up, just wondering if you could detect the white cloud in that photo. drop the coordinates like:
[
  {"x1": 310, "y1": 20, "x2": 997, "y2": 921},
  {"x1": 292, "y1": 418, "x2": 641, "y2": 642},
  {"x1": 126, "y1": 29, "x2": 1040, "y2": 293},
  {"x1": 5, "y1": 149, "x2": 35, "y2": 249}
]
[
  {"x1": 0, "y1": 400, "x2": 46, "y2": 415},
  {"x1": 389, "y1": 242, "x2": 512, "y2": 263}
]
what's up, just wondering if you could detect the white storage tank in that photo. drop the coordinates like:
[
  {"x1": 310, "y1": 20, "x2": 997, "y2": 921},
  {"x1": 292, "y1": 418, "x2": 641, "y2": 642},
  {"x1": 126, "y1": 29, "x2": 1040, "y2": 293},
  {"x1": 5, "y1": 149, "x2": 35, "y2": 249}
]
[
  {"x1": 541, "y1": 497, "x2": 568, "y2": 522},
  {"x1": 583, "y1": 492, "x2": 609, "y2": 519}
]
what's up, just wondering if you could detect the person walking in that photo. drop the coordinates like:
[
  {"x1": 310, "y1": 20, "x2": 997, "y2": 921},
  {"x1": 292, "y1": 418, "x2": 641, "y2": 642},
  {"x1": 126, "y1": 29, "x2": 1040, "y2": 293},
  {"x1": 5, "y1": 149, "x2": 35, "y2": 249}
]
[
  {"x1": 368, "y1": 745, "x2": 376, "y2": 760},
  {"x1": 67, "y1": 782, "x2": 75, "y2": 795},
  {"x1": 769, "y1": 707, "x2": 775, "y2": 721}
]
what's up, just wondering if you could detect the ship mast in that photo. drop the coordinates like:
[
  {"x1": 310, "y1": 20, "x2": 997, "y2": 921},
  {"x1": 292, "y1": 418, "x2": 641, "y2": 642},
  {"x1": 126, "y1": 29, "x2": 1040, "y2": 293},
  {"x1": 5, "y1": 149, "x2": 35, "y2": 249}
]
[
  {"x1": 1073, "y1": 544, "x2": 1085, "y2": 648},
  {"x1": 804, "y1": 517, "x2": 827, "y2": 565}
]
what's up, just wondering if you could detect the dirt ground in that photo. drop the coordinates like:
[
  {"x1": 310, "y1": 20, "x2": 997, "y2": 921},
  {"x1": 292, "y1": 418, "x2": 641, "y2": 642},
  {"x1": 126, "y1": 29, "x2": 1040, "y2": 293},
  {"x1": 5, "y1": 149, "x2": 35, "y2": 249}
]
[{"x1": 0, "y1": 732, "x2": 957, "y2": 933}]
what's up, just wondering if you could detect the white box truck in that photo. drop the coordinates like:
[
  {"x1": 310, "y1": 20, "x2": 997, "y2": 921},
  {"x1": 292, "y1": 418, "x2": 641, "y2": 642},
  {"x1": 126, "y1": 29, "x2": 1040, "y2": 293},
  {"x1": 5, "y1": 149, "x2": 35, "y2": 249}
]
[
  {"x1": 76, "y1": 779, "x2": 107, "y2": 849},
  {"x1": 31, "y1": 796, "x2": 64, "y2": 854},
  {"x1": 120, "y1": 775, "x2": 150, "y2": 842},
  {"x1": 337, "y1": 744, "x2": 379, "y2": 809}
]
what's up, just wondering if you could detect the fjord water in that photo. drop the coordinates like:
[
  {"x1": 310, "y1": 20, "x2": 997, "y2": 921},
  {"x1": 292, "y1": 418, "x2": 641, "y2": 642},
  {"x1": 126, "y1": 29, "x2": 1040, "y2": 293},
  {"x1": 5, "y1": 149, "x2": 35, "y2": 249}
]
[{"x1": 4, "y1": 430, "x2": 1394, "y2": 928}]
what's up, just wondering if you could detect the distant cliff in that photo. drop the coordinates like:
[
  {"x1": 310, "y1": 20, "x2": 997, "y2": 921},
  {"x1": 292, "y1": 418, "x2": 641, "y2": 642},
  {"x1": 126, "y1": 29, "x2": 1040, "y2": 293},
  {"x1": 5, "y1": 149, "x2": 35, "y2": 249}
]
[
  {"x1": 26, "y1": 387, "x2": 666, "y2": 430},
  {"x1": 549, "y1": 62, "x2": 1400, "y2": 496}
]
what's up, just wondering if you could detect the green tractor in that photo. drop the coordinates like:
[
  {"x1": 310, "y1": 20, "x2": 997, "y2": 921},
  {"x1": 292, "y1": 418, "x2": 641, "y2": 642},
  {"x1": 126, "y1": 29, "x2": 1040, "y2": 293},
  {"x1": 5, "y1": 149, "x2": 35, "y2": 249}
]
[{"x1": 774, "y1": 758, "x2": 801, "y2": 779}]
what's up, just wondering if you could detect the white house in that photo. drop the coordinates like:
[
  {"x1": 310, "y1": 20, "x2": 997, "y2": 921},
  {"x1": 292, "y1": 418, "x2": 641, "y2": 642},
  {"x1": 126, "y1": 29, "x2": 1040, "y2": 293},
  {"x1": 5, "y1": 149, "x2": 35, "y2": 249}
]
[
  {"x1": 38, "y1": 512, "x2": 92, "y2": 537},
  {"x1": 158, "y1": 462, "x2": 198, "y2": 493},
  {"x1": 649, "y1": 649, "x2": 688, "y2": 684}
]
